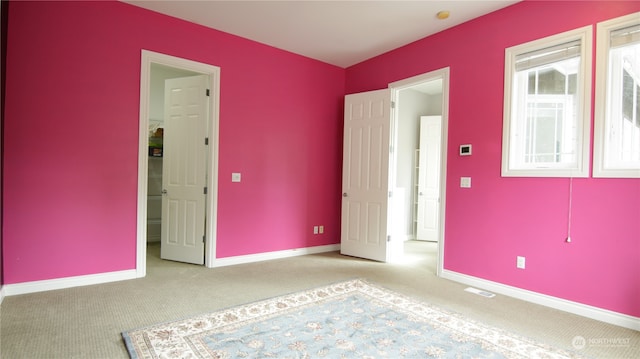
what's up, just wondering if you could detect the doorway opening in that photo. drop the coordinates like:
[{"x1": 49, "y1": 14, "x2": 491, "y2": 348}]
[
  {"x1": 136, "y1": 50, "x2": 221, "y2": 277},
  {"x1": 389, "y1": 68, "x2": 449, "y2": 276}
]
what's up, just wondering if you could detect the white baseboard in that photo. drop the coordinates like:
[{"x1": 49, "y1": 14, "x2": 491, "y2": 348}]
[
  {"x1": 2, "y1": 245, "x2": 341, "y2": 296},
  {"x1": 208, "y1": 244, "x2": 341, "y2": 268},
  {"x1": 441, "y1": 269, "x2": 640, "y2": 331},
  {"x1": 3, "y1": 269, "x2": 138, "y2": 297}
]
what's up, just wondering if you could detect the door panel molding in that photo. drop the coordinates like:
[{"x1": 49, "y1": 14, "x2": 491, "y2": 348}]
[
  {"x1": 341, "y1": 89, "x2": 391, "y2": 262},
  {"x1": 161, "y1": 75, "x2": 208, "y2": 264}
]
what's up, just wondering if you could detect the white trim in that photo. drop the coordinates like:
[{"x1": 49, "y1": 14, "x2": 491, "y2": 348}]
[
  {"x1": 137, "y1": 50, "x2": 221, "y2": 276},
  {"x1": 389, "y1": 67, "x2": 450, "y2": 278},
  {"x1": 0, "y1": 285, "x2": 5, "y2": 305},
  {"x1": 442, "y1": 269, "x2": 640, "y2": 331},
  {"x1": 389, "y1": 70, "x2": 446, "y2": 89},
  {"x1": 208, "y1": 244, "x2": 341, "y2": 268},
  {"x1": 502, "y1": 26, "x2": 592, "y2": 178},
  {"x1": 2, "y1": 270, "x2": 137, "y2": 296},
  {"x1": 593, "y1": 12, "x2": 640, "y2": 178}
]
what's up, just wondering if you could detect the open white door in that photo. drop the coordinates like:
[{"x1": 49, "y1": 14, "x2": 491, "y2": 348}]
[
  {"x1": 161, "y1": 75, "x2": 208, "y2": 264},
  {"x1": 341, "y1": 89, "x2": 392, "y2": 262},
  {"x1": 416, "y1": 116, "x2": 442, "y2": 241}
]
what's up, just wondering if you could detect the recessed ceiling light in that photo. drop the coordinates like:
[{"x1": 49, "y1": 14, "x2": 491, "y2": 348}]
[{"x1": 436, "y1": 11, "x2": 450, "y2": 20}]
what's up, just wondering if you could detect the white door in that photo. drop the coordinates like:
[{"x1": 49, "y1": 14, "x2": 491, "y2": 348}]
[
  {"x1": 416, "y1": 116, "x2": 442, "y2": 241},
  {"x1": 161, "y1": 75, "x2": 209, "y2": 264},
  {"x1": 341, "y1": 89, "x2": 392, "y2": 262}
]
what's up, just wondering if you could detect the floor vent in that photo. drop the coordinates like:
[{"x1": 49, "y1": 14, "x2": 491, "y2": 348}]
[{"x1": 464, "y1": 287, "x2": 496, "y2": 298}]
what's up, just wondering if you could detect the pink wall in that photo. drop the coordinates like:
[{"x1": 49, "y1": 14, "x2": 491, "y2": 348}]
[
  {"x1": 0, "y1": 0, "x2": 6, "y2": 288},
  {"x1": 2, "y1": 1, "x2": 344, "y2": 283},
  {"x1": 347, "y1": 1, "x2": 640, "y2": 317},
  {"x1": 3, "y1": 0, "x2": 638, "y2": 320}
]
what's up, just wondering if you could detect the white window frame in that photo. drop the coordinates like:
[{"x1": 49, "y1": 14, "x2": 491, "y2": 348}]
[
  {"x1": 594, "y1": 12, "x2": 640, "y2": 178},
  {"x1": 502, "y1": 26, "x2": 592, "y2": 177}
]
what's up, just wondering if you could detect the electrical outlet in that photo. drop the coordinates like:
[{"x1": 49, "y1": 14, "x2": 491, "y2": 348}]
[
  {"x1": 516, "y1": 256, "x2": 526, "y2": 269},
  {"x1": 319, "y1": 225, "x2": 324, "y2": 234},
  {"x1": 313, "y1": 226, "x2": 319, "y2": 234}
]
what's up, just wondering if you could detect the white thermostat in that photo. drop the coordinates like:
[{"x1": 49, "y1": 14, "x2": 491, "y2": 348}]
[{"x1": 459, "y1": 144, "x2": 472, "y2": 156}]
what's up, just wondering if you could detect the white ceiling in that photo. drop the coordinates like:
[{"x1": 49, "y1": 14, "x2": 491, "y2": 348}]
[{"x1": 125, "y1": 0, "x2": 520, "y2": 68}]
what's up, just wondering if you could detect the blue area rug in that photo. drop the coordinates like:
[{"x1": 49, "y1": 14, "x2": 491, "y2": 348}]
[{"x1": 122, "y1": 279, "x2": 582, "y2": 358}]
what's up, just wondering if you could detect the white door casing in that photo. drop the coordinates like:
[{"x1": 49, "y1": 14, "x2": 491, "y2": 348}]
[
  {"x1": 341, "y1": 89, "x2": 392, "y2": 262},
  {"x1": 137, "y1": 50, "x2": 220, "y2": 277},
  {"x1": 389, "y1": 67, "x2": 450, "y2": 277},
  {"x1": 416, "y1": 116, "x2": 442, "y2": 241},
  {"x1": 161, "y1": 75, "x2": 208, "y2": 264}
]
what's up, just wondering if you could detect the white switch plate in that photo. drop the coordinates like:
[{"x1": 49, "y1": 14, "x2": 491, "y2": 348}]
[
  {"x1": 319, "y1": 225, "x2": 324, "y2": 234},
  {"x1": 313, "y1": 226, "x2": 319, "y2": 234},
  {"x1": 231, "y1": 173, "x2": 241, "y2": 182},
  {"x1": 460, "y1": 177, "x2": 471, "y2": 188},
  {"x1": 517, "y1": 256, "x2": 526, "y2": 269},
  {"x1": 459, "y1": 144, "x2": 472, "y2": 156}
]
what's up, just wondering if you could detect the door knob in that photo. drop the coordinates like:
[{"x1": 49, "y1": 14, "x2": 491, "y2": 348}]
[
  {"x1": 161, "y1": 189, "x2": 168, "y2": 194},
  {"x1": 342, "y1": 193, "x2": 348, "y2": 197},
  {"x1": 419, "y1": 192, "x2": 424, "y2": 196}
]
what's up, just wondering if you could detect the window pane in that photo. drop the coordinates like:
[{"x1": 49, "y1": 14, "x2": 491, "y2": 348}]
[
  {"x1": 525, "y1": 103, "x2": 565, "y2": 163},
  {"x1": 636, "y1": 83, "x2": 640, "y2": 127},
  {"x1": 537, "y1": 68, "x2": 566, "y2": 94},
  {"x1": 568, "y1": 73, "x2": 577, "y2": 95},
  {"x1": 516, "y1": 57, "x2": 579, "y2": 166},
  {"x1": 527, "y1": 67, "x2": 578, "y2": 96},
  {"x1": 623, "y1": 69, "x2": 633, "y2": 121},
  {"x1": 606, "y1": 42, "x2": 640, "y2": 168}
]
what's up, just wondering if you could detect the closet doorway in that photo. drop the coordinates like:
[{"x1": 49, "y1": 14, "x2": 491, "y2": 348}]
[
  {"x1": 389, "y1": 68, "x2": 449, "y2": 275},
  {"x1": 136, "y1": 50, "x2": 221, "y2": 277}
]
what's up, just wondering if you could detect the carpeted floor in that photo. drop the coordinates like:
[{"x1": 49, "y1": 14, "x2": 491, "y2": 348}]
[{"x1": 1, "y1": 241, "x2": 638, "y2": 358}]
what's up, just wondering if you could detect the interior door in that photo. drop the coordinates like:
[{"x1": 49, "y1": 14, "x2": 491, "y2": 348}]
[
  {"x1": 341, "y1": 89, "x2": 392, "y2": 262},
  {"x1": 416, "y1": 116, "x2": 442, "y2": 241},
  {"x1": 161, "y1": 75, "x2": 208, "y2": 264}
]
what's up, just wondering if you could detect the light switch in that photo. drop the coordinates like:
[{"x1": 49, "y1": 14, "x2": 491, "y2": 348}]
[
  {"x1": 460, "y1": 177, "x2": 471, "y2": 188},
  {"x1": 231, "y1": 173, "x2": 241, "y2": 182}
]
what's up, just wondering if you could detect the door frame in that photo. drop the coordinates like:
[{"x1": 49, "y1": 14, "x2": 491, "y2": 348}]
[
  {"x1": 136, "y1": 50, "x2": 220, "y2": 277},
  {"x1": 388, "y1": 67, "x2": 449, "y2": 277}
]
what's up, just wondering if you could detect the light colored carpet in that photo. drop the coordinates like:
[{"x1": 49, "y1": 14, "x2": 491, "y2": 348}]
[{"x1": 1, "y1": 241, "x2": 638, "y2": 358}]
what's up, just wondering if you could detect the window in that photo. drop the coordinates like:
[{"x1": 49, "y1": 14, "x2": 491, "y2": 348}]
[
  {"x1": 502, "y1": 27, "x2": 592, "y2": 177},
  {"x1": 594, "y1": 12, "x2": 640, "y2": 178}
]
